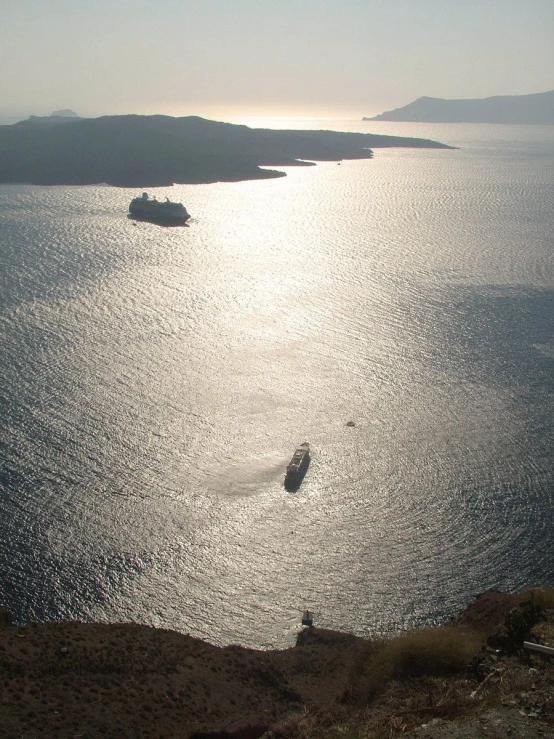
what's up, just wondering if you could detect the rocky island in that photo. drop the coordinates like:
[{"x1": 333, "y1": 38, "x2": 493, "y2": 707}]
[
  {"x1": 364, "y1": 90, "x2": 554, "y2": 125},
  {"x1": 0, "y1": 114, "x2": 454, "y2": 187},
  {"x1": 0, "y1": 588, "x2": 553, "y2": 738}
]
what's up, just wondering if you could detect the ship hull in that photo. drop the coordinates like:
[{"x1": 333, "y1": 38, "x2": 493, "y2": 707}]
[{"x1": 128, "y1": 210, "x2": 189, "y2": 226}]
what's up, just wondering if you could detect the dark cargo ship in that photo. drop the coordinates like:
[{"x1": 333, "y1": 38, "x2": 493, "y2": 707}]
[{"x1": 284, "y1": 442, "x2": 310, "y2": 489}]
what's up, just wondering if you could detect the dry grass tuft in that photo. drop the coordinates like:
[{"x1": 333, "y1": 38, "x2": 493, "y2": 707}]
[
  {"x1": 353, "y1": 627, "x2": 483, "y2": 702},
  {"x1": 517, "y1": 586, "x2": 554, "y2": 611}
]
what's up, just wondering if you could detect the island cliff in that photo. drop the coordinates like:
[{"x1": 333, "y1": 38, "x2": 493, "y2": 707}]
[
  {"x1": 0, "y1": 114, "x2": 454, "y2": 187},
  {"x1": 364, "y1": 90, "x2": 554, "y2": 125},
  {"x1": 0, "y1": 588, "x2": 553, "y2": 738}
]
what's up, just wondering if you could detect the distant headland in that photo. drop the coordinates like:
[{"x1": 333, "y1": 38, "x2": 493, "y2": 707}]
[
  {"x1": 0, "y1": 113, "x2": 454, "y2": 187},
  {"x1": 364, "y1": 90, "x2": 554, "y2": 125}
]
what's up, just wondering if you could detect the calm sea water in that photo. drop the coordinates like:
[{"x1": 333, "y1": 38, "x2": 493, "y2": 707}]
[{"x1": 1, "y1": 120, "x2": 553, "y2": 648}]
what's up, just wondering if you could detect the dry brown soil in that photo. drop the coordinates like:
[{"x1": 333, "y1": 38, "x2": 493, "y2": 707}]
[{"x1": 0, "y1": 592, "x2": 553, "y2": 738}]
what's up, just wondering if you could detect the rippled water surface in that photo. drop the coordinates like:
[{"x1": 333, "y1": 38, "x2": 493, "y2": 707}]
[{"x1": 1, "y1": 121, "x2": 553, "y2": 648}]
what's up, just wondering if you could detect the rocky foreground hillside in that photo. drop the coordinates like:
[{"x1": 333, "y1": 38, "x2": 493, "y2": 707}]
[{"x1": 0, "y1": 589, "x2": 553, "y2": 738}]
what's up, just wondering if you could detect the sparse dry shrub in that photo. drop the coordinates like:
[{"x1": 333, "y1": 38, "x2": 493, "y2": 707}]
[
  {"x1": 270, "y1": 708, "x2": 316, "y2": 739},
  {"x1": 355, "y1": 627, "x2": 483, "y2": 702},
  {"x1": 517, "y1": 587, "x2": 554, "y2": 611}
]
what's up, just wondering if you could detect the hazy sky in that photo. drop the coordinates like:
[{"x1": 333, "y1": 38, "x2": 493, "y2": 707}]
[{"x1": 1, "y1": 0, "x2": 553, "y2": 120}]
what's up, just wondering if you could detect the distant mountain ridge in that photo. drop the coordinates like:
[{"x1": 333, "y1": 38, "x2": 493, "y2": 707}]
[
  {"x1": 25, "y1": 109, "x2": 84, "y2": 125},
  {"x1": 0, "y1": 113, "x2": 454, "y2": 187},
  {"x1": 365, "y1": 90, "x2": 554, "y2": 124},
  {"x1": 50, "y1": 109, "x2": 81, "y2": 118}
]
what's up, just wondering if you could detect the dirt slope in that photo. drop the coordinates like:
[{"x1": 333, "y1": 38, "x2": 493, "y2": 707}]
[{"x1": 0, "y1": 592, "x2": 553, "y2": 738}]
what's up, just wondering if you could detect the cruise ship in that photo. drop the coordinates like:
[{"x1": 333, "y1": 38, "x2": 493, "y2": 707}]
[
  {"x1": 128, "y1": 192, "x2": 190, "y2": 225},
  {"x1": 284, "y1": 442, "x2": 310, "y2": 489}
]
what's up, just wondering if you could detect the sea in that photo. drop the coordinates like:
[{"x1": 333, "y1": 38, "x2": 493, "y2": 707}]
[{"x1": 1, "y1": 119, "x2": 553, "y2": 649}]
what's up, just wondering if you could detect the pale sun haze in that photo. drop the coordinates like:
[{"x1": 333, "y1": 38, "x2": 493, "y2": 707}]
[{"x1": 1, "y1": 0, "x2": 553, "y2": 121}]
